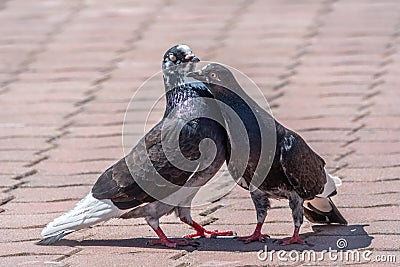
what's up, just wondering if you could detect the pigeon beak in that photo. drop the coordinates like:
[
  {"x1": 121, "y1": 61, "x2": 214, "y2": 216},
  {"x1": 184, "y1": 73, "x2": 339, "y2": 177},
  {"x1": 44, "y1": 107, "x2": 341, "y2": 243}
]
[
  {"x1": 191, "y1": 56, "x2": 200, "y2": 62},
  {"x1": 185, "y1": 54, "x2": 200, "y2": 63},
  {"x1": 187, "y1": 70, "x2": 206, "y2": 82}
]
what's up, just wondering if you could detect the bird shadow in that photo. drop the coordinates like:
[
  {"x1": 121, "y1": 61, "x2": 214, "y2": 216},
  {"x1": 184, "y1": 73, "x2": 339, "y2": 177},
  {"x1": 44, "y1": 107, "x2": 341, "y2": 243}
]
[{"x1": 53, "y1": 224, "x2": 372, "y2": 253}]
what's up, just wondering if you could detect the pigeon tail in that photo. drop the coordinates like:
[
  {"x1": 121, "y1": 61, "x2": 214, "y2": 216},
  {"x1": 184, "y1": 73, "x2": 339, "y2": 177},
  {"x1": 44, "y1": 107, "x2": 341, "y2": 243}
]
[
  {"x1": 304, "y1": 197, "x2": 347, "y2": 225},
  {"x1": 317, "y1": 168, "x2": 342, "y2": 198},
  {"x1": 303, "y1": 169, "x2": 347, "y2": 225},
  {"x1": 38, "y1": 192, "x2": 124, "y2": 245}
]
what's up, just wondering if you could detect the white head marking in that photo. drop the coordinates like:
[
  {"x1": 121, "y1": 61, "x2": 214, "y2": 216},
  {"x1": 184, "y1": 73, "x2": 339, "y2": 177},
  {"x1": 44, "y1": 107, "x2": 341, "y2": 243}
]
[{"x1": 177, "y1": 44, "x2": 192, "y2": 55}]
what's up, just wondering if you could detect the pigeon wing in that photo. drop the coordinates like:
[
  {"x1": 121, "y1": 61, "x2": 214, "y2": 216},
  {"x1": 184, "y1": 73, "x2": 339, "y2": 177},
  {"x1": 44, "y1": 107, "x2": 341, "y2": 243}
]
[
  {"x1": 279, "y1": 130, "x2": 326, "y2": 199},
  {"x1": 90, "y1": 121, "x2": 164, "y2": 208},
  {"x1": 91, "y1": 118, "x2": 199, "y2": 209}
]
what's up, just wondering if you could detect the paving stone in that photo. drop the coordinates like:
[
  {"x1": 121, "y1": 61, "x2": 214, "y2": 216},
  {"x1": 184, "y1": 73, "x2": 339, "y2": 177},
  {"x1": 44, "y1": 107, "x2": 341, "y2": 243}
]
[
  {"x1": 49, "y1": 147, "x2": 122, "y2": 162},
  {"x1": 3, "y1": 199, "x2": 78, "y2": 215},
  {"x1": 0, "y1": 213, "x2": 57, "y2": 229},
  {"x1": 11, "y1": 186, "x2": 91, "y2": 203},
  {"x1": 0, "y1": 255, "x2": 65, "y2": 267},
  {"x1": 0, "y1": 228, "x2": 50, "y2": 243},
  {"x1": 22, "y1": 174, "x2": 98, "y2": 188},
  {"x1": 35, "y1": 161, "x2": 111, "y2": 176},
  {"x1": 62, "y1": 251, "x2": 177, "y2": 267},
  {"x1": 0, "y1": 241, "x2": 76, "y2": 258},
  {"x1": 336, "y1": 167, "x2": 400, "y2": 182}
]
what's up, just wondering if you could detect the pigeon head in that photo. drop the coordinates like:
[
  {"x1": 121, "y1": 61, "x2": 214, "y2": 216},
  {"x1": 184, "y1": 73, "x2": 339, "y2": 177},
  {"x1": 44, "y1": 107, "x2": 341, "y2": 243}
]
[
  {"x1": 188, "y1": 63, "x2": 231, "y2": 82},
  {"x1": 162, "y1": 44, "x2": 200, "y2": 71},
  {"x1": 188, "y1": 63, "x2": 242, "y2": 97},
  {"x1": 162, "y1": 44, "x2": 200, "y2": 91}
]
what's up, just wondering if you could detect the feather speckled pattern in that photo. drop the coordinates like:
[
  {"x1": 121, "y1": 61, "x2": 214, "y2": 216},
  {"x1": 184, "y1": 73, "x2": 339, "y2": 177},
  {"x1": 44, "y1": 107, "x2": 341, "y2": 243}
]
[
  {"x1": 279, "y1": 130, "x2": 326, "y2": 199},
  {"x1": 39, "y1": 46, "x2": 231, "y2": 247},
  {"x1": 189, "y1": 63, "x2": 347, "y2": 245}
]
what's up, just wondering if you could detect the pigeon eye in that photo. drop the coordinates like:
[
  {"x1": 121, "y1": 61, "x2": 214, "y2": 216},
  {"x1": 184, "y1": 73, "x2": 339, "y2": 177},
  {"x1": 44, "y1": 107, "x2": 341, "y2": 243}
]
[
  {"x1": 210, "y1": 72, "x2": 217, "y2": 79},
  {"x1": 169, "y1": 54, "x2": 176, "y2": 61}
]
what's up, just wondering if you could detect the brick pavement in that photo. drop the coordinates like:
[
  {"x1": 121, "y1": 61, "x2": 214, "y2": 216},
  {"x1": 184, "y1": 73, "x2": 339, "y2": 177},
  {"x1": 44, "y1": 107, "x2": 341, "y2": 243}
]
[{"x1": 1, "y1": 0, "x2": 399, "y2": 266}]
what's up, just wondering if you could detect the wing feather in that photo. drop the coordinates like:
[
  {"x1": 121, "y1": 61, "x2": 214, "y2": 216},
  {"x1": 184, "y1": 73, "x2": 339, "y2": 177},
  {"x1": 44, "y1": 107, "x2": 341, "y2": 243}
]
[
  {"x1": 91, "y1": 119, "x2": 195, "y2": 209},
  {"x1": 279, "y1": 129, "x2": 326, "y2": 199}
]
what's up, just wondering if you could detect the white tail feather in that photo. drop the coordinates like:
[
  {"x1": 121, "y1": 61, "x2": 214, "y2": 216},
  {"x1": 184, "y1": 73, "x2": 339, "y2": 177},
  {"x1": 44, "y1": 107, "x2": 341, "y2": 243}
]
[
  {"x1": 316, "y1": 168, "x2": 342, "y2": 198},
  {"x1": 329, "y1": 174, "x2": 342, "y2": 187},
  {"x1": 41, "y1": 192, "x2": 124, "y2": 239},
  {"x1": 304, "y1": 168, "x2": 343, "y2": 212}
]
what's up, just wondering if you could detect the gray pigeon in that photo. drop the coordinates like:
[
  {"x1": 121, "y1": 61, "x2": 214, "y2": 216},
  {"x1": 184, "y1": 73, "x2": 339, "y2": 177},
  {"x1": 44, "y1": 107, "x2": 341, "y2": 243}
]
[
  {"x1": 189, "y1": 63, "x2": 347, "y2": 245},
  {"x1": 38, "y1": 46, "x2": 234, "y2": 247}
]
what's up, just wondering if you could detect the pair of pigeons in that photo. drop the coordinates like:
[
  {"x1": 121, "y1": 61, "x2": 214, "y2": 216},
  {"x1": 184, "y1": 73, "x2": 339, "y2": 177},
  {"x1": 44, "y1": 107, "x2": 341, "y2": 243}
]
[{"x1": 39, "y1": 44, "x2": 347, "y2": 247}]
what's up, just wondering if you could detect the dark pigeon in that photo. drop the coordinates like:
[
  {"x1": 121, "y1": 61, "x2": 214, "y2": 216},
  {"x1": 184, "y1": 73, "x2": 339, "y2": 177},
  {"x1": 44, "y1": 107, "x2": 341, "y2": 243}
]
[
  {"x1": 39, "y1": 45, "x2": 234, "y2": 247},
  {"x1": 189, "y1": 63, "x2": 347, "y2": 245}
]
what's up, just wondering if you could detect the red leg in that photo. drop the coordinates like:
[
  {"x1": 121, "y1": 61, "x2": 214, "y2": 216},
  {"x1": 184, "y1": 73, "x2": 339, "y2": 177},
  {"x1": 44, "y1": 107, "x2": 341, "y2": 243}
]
[
  {"x1": 238, "y1": 222, "x2": 270, "y2": 243},
  {"x1": 279, "y1": 226, "x2": 304, "y2": 245},
  {"x1": 180, "y1": 217, "x2": 235, "y2": 239},
  {"x1": 147, "y1": 226, "x2": 199, "y2": 248}
]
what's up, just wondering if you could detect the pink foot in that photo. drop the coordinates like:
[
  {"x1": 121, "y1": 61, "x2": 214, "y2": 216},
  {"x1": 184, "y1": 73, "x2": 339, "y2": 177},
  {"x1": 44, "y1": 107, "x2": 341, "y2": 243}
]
[
  {"x1": 278, "y1": 226, "x2": 305, "y2": 245},
  {"x1": 279, "y1": 235, "x2": 304, "y2": 245},
  {"x1": 238, "y1": 232, "x2": 270, "y2": 244},
  {"x1": 184, "y1": 229, "x2": 235, "y2": 239},
  {"x1": 149, "y1": 226, "x2": 199, "y2": 248},
  {"x1": 237, "y1": 222, "x2": 269, "y2": 243},
  {"x1": 180, "y1": 218, "x2": 235, "y2": 239},
  {"x1": 147, "y1": 239, "x2": 199, "y2": 248}
]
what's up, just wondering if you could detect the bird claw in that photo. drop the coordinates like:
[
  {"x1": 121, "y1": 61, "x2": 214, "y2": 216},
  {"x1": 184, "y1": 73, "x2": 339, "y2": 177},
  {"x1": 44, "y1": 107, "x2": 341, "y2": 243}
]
[
  {"x1": 278, "y1": 235, "x2": 305, "y2": 245},
  {"x1": 147, "y1": 239, "x2": 200, "y2": 248},
  {"x1": 238, "y1": 233, "x2": 270, "y2": 244},
  {"x1": 184, "y1": 229, "x2": 235, "y2": 239}
]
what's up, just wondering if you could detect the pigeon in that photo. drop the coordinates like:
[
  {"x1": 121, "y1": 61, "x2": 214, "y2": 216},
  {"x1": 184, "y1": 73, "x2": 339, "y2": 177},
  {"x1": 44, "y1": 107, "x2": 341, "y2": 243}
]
[
  {"x1": 188, "y1": 63, "x2": 347, "y2": 245},
  {"x1": 38, "y1": 45, "x2": 234, "y2": 247}
]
